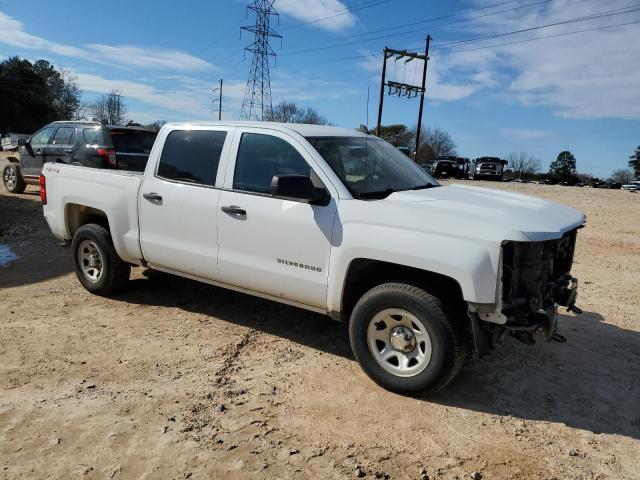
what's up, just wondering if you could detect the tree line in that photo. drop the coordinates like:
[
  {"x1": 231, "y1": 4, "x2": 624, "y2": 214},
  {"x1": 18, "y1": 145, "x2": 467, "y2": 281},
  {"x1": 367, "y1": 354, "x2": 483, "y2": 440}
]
[{"x1": 0, "y1": 56, "x2": 150, "y2": 133}]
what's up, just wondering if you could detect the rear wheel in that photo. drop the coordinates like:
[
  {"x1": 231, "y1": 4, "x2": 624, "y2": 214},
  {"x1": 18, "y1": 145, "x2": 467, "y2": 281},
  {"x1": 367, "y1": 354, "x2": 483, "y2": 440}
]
[
  {"x1": 3, "y1": 164, "x2": 26, "y2": 193},
  {"x1": 349, "y1": 283, "x2": 467, "y2": 394},
  {"x1": 71, "y1": 223, "x2": 130, "y2": 295}
]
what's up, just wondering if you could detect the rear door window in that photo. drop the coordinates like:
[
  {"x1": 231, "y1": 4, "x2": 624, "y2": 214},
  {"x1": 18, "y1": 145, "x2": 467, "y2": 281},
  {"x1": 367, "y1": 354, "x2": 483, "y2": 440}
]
[
  {"x1": 157, "y1": 130, "x2": 227, "y2": 186},
  {"x1": 109, "y1": 129, "x2": 157, "y2": 154},
  {"x1": 52, "y1": 127, "x2": 75, "y2": 145}
]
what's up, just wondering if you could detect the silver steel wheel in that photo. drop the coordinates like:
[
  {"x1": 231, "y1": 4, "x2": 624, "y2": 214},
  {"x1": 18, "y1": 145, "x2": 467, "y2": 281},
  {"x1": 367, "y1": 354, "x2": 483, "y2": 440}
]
[
  {"x1": 367, "y1": 308, "x2": 432, "y2": 377},
  {"x1": 77, "y1": 240, "x2": 104, "y2": 283},
  {"x1": 4, "y1": 167, "x2": 17, "y2": 190}
]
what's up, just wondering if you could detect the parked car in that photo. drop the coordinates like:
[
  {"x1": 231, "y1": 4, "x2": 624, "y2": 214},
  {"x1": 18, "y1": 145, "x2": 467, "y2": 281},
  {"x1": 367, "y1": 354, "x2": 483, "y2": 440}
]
[
  {"x1": 621, "y1": 181, "x2": 640, "y2": 191},
  {"x1": 2, "y1": 120, "x2": 157, "y2": 194},
  {"x1": 41, "y1": 121, "x2": 585, "y2": 394},
  {"x1": 469, "y1": 156, "x2": 508, "y2": 181},
  {"x1": 430, "y1": 156, "x2": 458, "y2": 178}
]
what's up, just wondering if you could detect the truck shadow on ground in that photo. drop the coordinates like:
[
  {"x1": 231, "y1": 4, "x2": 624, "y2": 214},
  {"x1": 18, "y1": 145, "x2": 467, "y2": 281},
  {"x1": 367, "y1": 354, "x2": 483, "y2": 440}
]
[
  {"x1": 431, "y1": 309, "x2": 640, "y2": 440},
  {"x1": 0, "y1": 190, "x2": 71, "y2": 288},
  {"x1": 117, "y1": 270, "x2": 640, "y2": 441}
]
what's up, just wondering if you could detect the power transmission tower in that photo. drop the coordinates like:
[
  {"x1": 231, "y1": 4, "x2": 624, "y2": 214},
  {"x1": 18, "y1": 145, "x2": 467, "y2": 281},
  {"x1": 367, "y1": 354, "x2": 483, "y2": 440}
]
[
  {"x1": 375, "y1": 35, "x2": 431, "y2": 158},
  {"x1": 239, "y1": 0, "x2": 282, "y2": 121}
]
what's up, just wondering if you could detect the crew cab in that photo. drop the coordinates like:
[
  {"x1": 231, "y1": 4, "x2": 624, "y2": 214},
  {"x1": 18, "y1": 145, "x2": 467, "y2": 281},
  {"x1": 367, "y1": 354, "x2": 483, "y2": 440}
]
[{"x1": 40, "y1": 122, "x2": 585, "y2": 394}]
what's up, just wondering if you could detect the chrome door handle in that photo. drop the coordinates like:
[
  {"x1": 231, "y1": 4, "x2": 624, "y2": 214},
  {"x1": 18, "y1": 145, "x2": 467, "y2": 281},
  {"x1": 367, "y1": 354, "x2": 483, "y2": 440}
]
[
  {"x1": 143, "y1": 192, "x2": 162, "y2": 203},
  {"x1": 64, "y1": 149, "x2": 73, "y2": 153},
  {"x1": 221, "y1": 205, "x2": 246, "y2": 216}
]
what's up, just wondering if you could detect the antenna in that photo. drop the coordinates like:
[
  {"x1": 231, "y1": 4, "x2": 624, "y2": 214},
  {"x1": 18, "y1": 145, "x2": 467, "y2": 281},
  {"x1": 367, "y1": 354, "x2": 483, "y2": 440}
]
[
  {"x1": 366, "y1": 86, "x2": 370, "y2": 128},
  {"x1": 239, "y1": 0, "x2": 282, "y2": 121}
]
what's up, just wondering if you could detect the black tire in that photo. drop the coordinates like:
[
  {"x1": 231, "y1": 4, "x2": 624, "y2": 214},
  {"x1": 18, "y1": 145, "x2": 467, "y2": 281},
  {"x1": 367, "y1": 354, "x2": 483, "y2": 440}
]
[
  {"x1": 71, "y1": 223, "x2": 130, "y2": 295},
  {"x1": 3, "y1": 164, "x2": 26, "y2": 193},
  {"x1": 349, "y1": 283, "x2": 467, "y2": 394}
]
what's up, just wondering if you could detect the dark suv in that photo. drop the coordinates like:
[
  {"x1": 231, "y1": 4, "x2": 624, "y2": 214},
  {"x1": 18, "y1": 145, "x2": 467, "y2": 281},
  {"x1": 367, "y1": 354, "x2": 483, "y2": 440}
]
[{"x1": 2, "y1": 121, "x2": 157, "y2": 193}]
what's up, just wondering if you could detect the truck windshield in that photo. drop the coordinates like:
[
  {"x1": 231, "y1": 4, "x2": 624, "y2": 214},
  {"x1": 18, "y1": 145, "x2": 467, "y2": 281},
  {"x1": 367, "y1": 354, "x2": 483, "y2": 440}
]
[{"x1": 305, "y1": 136, "x2": 439, "y2": 199}]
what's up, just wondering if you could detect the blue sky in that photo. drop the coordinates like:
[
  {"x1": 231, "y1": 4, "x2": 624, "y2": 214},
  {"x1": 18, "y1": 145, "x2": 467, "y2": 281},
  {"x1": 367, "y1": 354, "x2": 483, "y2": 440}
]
[{"x1": 0, "y1": 0, "x2": 638, "y2": 177}]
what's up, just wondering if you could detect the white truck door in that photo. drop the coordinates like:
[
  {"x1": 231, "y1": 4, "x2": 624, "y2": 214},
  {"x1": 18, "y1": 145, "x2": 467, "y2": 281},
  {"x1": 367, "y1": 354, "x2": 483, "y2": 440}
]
[
  {"x1": 217, "y1": 129, "x2": 337, "y2": 309},
  {"x1": 139, "y1": 127, "x2": 233, "y2": 280}
]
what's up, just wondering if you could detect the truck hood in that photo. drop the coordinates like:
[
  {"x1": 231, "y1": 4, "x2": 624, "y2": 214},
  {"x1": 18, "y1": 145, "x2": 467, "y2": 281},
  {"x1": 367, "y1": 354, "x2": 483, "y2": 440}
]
[{"x1": 382, "y1": 184, "x2": 585, "y2": 242}]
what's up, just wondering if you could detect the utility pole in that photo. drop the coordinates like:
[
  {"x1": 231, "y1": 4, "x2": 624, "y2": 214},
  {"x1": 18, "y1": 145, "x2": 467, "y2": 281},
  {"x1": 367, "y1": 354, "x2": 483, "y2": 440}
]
[
  {"x1": 375, "y1": 48, "x2": 388, "y2": 137},
  {"x1": 240, "y1": 0, "x2": 282, "y2": 121},
  {"x1": 212, "y1": 79, "x2": 223, "y2": 120},
  {"x1": 415, "y1": 35, "x2": 431, "y2": 158},
  {"x1": 374, "y1": 36, "x2": 431, "y2": 159}
]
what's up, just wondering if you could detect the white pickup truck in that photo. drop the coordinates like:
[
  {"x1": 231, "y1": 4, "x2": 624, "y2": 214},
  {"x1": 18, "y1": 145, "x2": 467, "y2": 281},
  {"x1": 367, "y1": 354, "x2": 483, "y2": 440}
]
[{"x1": 41, "y1": 122, "x2": 585, "y2": 393}]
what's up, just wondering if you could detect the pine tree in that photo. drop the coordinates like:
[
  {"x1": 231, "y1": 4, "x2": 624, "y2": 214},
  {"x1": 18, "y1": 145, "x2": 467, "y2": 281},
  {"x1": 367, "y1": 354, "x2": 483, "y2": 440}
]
[
  {"x1": 549, "y1": 151, "x2": 576, "y2": 182},
  {"x1": 629, "y1": 146, "x2": 640, "y2": 178}
]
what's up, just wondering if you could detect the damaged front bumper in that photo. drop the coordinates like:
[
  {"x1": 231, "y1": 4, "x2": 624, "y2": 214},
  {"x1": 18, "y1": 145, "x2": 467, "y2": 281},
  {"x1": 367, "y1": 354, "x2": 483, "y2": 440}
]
[{"x1": 469, "y1": 229, "x2": 582, "y2": 354}]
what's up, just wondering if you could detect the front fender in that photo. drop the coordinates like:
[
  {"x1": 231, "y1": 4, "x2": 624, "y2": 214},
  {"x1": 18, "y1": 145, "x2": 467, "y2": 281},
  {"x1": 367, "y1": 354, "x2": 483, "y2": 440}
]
[{"x1": 327, "y1": 222, "x2": 502, "y2": 313}]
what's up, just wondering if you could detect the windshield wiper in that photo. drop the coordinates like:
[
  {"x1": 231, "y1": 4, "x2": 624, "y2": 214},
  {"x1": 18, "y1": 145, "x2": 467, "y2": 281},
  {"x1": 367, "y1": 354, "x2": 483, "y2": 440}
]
[
  {"x1": 394, "y1": 183, "x2": 436, "y2": 192},
  {"x1": 409, "y1": 183, "x2": 436, "y2": 190},
  {"x1": 356, "y1": 188, "x2": 395, "y2": 199}
]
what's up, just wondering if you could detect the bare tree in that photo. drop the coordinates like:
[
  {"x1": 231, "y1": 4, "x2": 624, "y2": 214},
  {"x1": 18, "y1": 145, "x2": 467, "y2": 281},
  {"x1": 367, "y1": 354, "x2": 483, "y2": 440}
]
[
  {"x1": 507, "y1": 151, "x2": 541, "y2": 179},
  {"x1": 609, "y1": 168, "x2": 635, "y2": 184},
  {"x1": 575, "y1": 172, "x2": 594, "y2": 183},
  {"x1": 56, "y1": 70, "x2": 82, "y2": 120},
  {"x1": 265, "y1": 101, "x2": 330, "y2": 125},
  {"x1": 412, "y1": 126, "x2": 456, "y2": 163},
  {"x1": 90, "y1": 90, "x2": 127, "y2": 125},
  {"x1": 145, "y1": 120, "x2": 167, "y2": 132}
]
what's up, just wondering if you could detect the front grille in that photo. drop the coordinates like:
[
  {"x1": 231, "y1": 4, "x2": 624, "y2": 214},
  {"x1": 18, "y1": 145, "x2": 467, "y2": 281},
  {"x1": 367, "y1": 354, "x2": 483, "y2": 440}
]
[{"x1": 501, "y1": 229, "x2": 577, "y2": 318}]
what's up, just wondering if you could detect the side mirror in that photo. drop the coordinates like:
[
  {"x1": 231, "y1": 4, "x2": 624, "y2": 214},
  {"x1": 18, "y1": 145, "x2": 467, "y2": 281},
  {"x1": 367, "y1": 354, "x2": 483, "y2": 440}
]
[
  {"x1": 271, "y1": 174, "x2": 329, "y2": 205},
  {"x1": 18, "y1": 139, "x2": 27, "y2": 147}
]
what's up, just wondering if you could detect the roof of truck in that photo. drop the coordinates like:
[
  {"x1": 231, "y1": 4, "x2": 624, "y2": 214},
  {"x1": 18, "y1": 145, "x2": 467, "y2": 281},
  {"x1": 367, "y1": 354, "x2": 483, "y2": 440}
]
[{"x1": 163, "y1": 121, "x2": 368, "y2": 138}]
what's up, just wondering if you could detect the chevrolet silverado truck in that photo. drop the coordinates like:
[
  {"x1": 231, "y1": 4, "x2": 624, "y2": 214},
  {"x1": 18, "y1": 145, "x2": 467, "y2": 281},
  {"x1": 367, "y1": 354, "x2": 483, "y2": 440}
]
[{"x1": 40, "y1": 122, "x2": 585, "y2": 394}]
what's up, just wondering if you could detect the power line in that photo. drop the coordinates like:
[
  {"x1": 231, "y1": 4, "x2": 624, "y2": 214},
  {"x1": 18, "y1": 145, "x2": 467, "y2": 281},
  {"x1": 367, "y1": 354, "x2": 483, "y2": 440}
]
[
  {"x1": 293, "y1": 0, "x2": 524, "y2": 45},
  {"x1": 305, "y1": 5, "x2": 640, "y2": 65},
  {"x1": 429, "y1": 3, "x2": 640, "y2": 51},
  {"x1": 274, "y1": 17, "x2": 639, "y2": 87},
  {"x1": 278, "y1": 0, "x2": 557, "y2": 56},
  {"x1": 278, "y1": 0, "x2": 390, "y2": 31},
  {"x1": 433, "y1": 18, "x2": 640, "y2": 56}
]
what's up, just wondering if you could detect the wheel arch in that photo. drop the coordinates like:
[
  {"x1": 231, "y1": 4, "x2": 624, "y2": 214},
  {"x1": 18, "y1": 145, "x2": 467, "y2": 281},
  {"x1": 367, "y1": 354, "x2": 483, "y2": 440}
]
[
  {"x1": 338, "y1": 258, "x2": 466, "y2": 321},
  {"x1": 65, "y1": 203, "x2": 111, "y2": 238}
]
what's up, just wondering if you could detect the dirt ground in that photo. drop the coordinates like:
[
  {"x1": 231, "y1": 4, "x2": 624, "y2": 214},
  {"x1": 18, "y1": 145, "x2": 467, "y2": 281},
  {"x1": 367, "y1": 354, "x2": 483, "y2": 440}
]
[{"x1": 1, "y1": 172, "x2": 639, "y2": 479}]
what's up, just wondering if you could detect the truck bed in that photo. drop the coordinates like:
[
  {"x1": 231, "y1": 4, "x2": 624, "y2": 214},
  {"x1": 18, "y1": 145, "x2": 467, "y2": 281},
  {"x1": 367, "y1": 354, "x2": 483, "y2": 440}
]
[{"x1": 42, "y1": 163, "x2": 144, "y2": 264}]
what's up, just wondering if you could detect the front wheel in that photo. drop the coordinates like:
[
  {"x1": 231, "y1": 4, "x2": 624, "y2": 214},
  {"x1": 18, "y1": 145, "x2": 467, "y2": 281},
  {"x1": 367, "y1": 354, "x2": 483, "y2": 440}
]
[
  {"x1": 3, "y1": 164, "x2": 26, "y2": 193},
  {"x1": 349, "y1": 283, "x2": 467, "y2": 394},
  {"x1": 71, "y1": 223, "x2": 130, "y2": 295}
]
